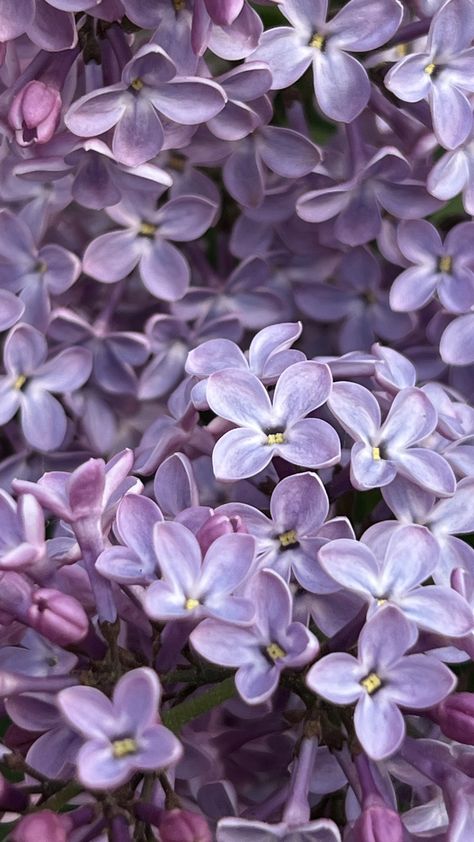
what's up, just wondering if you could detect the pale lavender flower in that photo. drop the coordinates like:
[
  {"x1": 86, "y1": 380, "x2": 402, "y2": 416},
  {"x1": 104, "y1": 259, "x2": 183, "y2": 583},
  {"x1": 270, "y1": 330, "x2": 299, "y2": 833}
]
[
  {"x1": 440, "y1": 312, "x2": 474, "y2": 366},
  {"x1": 191, "y1": 569, "x2": 319, "y2": 704},
  {"x1": 328, "y1": 383, "x2": 456, "y2": 496},
  {"x1": 207, "y1": 361, "x2": 340, "y2": 481},
  {"x1": 0, "y1": 490, "x2": 45, "y2": 573},
  {"x1": 96, "y1": 494, "x2": 163, "y2": 585},
  {"x1": 251, "y1": 0, "x2": 403, "y2": 122},
  {"x1": 307, "y1": 606, "x2": 456, "y2": 760},
  {"x1": 385, "y1": 0, "x2": 474, "y2": 149},
  {"x1": 57, "y1": 668, "x2": 182, "y2": 789}
]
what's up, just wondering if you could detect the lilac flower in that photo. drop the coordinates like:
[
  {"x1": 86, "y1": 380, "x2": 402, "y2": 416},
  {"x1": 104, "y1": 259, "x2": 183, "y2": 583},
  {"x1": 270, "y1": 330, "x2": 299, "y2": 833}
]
[
  {"x1": 427, "y1": 133, "x2": 474, "y2": 214},
  {"x1": 144, "y1": 521, "x2": 256, "y2": 624},
  {"x1": 65, "y1": 45, "x2": 226, "y2": 167},
  {"x1": 390, "y1": 220, "x2": 474, "y2": 314},
  {"x1": 218, "y1": 471, "x2": 353, "y2": 592},
  {"x1": 96, "y1": 494, "x2": 163, "y2": 585},
  {"x1": 385, "y1": 0, "x2": 474, "y2": 149},
  {"x1": 306, "y1": 606, "x2": 456, "y2": 760},
  {"x1": 217, "y1": 817, "x2": 341, "y2": 841},
  {"x1": 328, "y1": 382, "x2": 456, "y2": 496},
  {"x1": 0, "y1": 323, "x2": 92, "y2": 451},
  {"x1": 208, "y1": 62, "x2": 272, "y2": 141},
  {"x1": 251, "y1": 0, "x2": 403, "y2": 122},
  {"x1": 0, "y1": 490, "x2": 45, "y2": 573},
  {"x1": 191, "y1": 569, "x2": 319, "y2": 704},
  {"x1": 207, "y1": 361, "x2": 340, "y2": 481},
  {"x1": 440, "y1": 312, "x2": 474, "y2": 366},
  {"x1": 57, "y1": 668, "x2": 182, "y2": 789},
  {"x1": 318, "y1": 524, "x2": 473, "y2": 636},
  {"x1": 83, "y1": 189, "x2": 217, "y2": 302}
]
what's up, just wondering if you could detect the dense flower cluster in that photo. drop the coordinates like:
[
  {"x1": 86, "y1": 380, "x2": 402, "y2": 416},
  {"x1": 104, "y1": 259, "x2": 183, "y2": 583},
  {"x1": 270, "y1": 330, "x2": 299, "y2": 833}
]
[{"x1": 0, "y1": 0, "x2": 473, "y2": 839}]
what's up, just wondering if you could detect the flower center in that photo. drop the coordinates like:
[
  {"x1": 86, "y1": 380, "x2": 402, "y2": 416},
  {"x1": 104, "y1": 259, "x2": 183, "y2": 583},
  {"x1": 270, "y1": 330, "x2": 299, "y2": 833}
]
[
  {"x1": 173, "y1": 0, "x2": 186, "y2": 9},
  {"x1": 130, "y1": 78, "x2": 144, "y2": 91},
  {"x1": 266, "y1": 642, "x2": 286, "y2": 661},
  {"x1": 424, "y1": 62, "x2": 436, "y2": 75},
  {"x1": 267, "y1": 432, "x2": 285, "y2": 445},
  {"x1": 279, "y1": 529, "x2": 298, "y2": 548},
  {"x1": 438, "y1": 255, "x2": 452, "y2": 273},
  {"x1": 14, "y1": 375, "x2": 26, "y2": 390},
  {"x1": 361, "y1": 672, "x2": 382, "y2": 695},
  {"x1": 310, "y1": 33, "x2": 325, "y2": 50},
  {"x1": 185, "y1": 597, "x2": 200, "y2": 611},
  {"x1": 139, "y1": 222, "x2": 157, "y2": 238},
  {"x1": 372, "y1": 446, "x2": 381, "y2": 461},
  {"x1": 112, "y1": 737, "x2": 138, "y2": 758}
]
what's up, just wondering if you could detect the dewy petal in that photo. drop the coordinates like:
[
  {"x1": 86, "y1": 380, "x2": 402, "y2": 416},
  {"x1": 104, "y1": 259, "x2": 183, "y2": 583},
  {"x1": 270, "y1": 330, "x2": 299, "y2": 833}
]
[
  {"x1": 354, "y1": 693, "x2": 405, "y2": 760},
  {"x1": 313, "y1": 48, "x2": 370, "y2": 123},
  {"x1": 148, "y1": 78, "x2": 226, "y2": 124},
  {"x1": 398, "y1": 586, "x2": 473, "y2": 635},
  {"x1": 382, "y1": 388, "x2": 437, "y2": 452},
  {"x1": 212, "y1": 428, "x2": 271, "y2": 482},
  {"x1": 387, "y1": 655, "x2": 456, "y2": 708},
  {"x1": 270, "y1": 472, "x2": 329, "y2": 535},
  {"x1": 306, "y1": 652, "x2": 363, "y2": 704},
  {"x1": 21, "y1": 388, "x2": 67, "y2": 452},
  {"x1": 279, "y1": 418, "x2": 341, "y2": 469},
  {"x1": 83, "y1": 231, "x2": 142, "y2": 283},
  {"x1": 328, "y1": 381, "x2": 381, "y2": 444},
  {"x1": 153, "y1": 521, "x2": 201, "y2": 593},
  {"x1": 396, "y1": 449, "x2": 456, "y2": 497},
  {"x1": 113, "y1": 668, "x2": 160, "y2": 733},
  {"x1": 112, "y1": 98, "x2": 164, "y2": 167},
  {"x1": 65, "y1": 86, "x2": 127, "y2": 137},
  {"x1": 199, "y1": 533, "x2": 255, "y2": 597},
  {"x1": 207, "y1": 368, "x2": 273, "y2": 430},
  {"x1": 430, "y1": 82, "x2": 473, "y2": 150},
  {"x1": 272, "y1": 361, "x2": 332, "y2": 426},
  {"x1": 57, "y1": 685, "x2": 115, "y2": 739},
  {"x1": 328, "y1": 0, "x2": 402, "y2": 51},
  {"x1": 384, "y1": 53, "x2": 433, "y2": 103},
  {"x1": 318, "y1": 539, "x2": 380, "y2": 596}
]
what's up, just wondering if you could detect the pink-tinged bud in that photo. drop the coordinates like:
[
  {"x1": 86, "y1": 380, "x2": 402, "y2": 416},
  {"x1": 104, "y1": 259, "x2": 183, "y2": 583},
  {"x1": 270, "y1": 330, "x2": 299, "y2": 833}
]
[
  {"x1": 432, "y1": 693, "x2": 474, "y2": 745},
  {"x1": 353, "y1": 800, "x2": 404, "y2": 842},
  {"x1": 196, "y1": 513, "x2": 247, "y2": 555},
  {"x1": 27, "y1": 589, "x2": 89, "y2": 646},
  {"x1": 8, "y1": 81, "x2": 61, "y2": 146},
  {"x1": 12, "y1": 810, "x2": 72, "y2": 842},
  {"x1": 159, "y1": 809, "x2": 212, "y2": 842}
]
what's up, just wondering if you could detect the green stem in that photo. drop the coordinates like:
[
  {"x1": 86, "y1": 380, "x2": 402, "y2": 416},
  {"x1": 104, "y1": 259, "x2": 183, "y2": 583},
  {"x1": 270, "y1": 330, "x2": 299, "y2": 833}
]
[
  {"x1": 162, "y1": 676, "x2": 236, "y2": 733},
  {"x1": 35, "y1": 780, "x2": 83, "y2": 812}
]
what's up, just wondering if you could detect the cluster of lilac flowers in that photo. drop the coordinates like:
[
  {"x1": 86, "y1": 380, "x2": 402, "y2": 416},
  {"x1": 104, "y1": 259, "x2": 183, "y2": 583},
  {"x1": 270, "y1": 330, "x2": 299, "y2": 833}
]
[{"x1": 0, "y1": 0, "x2": 473, "y2": 839}]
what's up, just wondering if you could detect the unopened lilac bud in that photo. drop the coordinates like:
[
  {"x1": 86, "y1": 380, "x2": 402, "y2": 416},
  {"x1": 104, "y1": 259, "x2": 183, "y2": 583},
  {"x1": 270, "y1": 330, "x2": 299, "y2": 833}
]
[
  {"x1": 431, "y1": 693, "x2": 474, "y2": 745},
  {"x1": 196, "y1": 513, "x2": 247, "y2": 555},
  {"x1": 353, "y1": 798, "x2": 404, "y2": 842},
  {"x1": 159, "y1": 809, "x2": 212, "y2": 842},
  {"x1": 0, "y1": 774, "x2": 28, "y2": 812},
  {"x1": 8, "y1": 81, "x2": 61, "y2": 146},
  {"x1": 12, "y1": 810, "x2": 71, "y2": 842},
  {"x1": 27, "y1": 588, "x2": 89, "y2": 645}
]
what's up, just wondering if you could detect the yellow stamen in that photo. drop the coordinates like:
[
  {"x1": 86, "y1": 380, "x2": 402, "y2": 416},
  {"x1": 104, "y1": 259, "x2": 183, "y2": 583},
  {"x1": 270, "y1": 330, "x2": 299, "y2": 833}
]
[
  {"x1": 372, "y1": 446, "x2": 381, "y2": 461},
  {"x1": 439, "y1": 255, "x2": 452, "y2": 273},
  {"x1": 361, "y1": 672, "x2": 382, "y2": 695},
  {"x1": 424, "y1": 63, "x2": 436, "y2": 75},
  {"x1": 266, "y1": 642, "x2": 286, "y2": 661},
  {"x1": 376, "y1": 598, "x2": 387, "y2": 606},
  {"x1": 139, "y1": 222, "x2": 156, "y2": 237},
  {"x1": 173, "y1": 0, "x2": 186, "y2": 9},
  {"x1": 396, "y1": 43, "x2": 408, "y2": 57},
  {"x1": 267, "y1": 432, "x2": 285, "y2": 446},
  {"x1": 14, "y1": 375, "x2": 26, "y2": 390},
  {"x1": 310, "y1": 33, "x2": 325, "y2": 50},
  {"x1": 185, "y1": 597, "x2": 200, "y2": 611},
  {"x1": 279, "y1": 529, "x2": 298, "y2": 547},
  {"x1": 112, "y1": 738, "x2": 137, "y2": 758},
  {"x1": 130, "y1": 78, "x2": 144, "y2": 91}
]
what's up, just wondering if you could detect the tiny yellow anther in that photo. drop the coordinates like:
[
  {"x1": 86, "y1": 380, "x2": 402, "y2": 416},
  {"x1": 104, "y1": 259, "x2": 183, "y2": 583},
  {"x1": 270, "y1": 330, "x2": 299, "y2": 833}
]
[
  {"x1": 139, "y1": 222, "x2": 157, "y2": 237},
  {"x1": 173, "y1": 0, "x2": 186, "y2": 9},
  {"x1": 112, "y1": 738, "x2": 137, "y2": 758},
  {"x1": 130, "y1": 78, "x2": 144, "y2": 91},
  {"x1": 267, "y1": 432, "x2": 285, "y2": 446},
  {"x1": 424, "y1": 63, "x2": 436, "y2": 75},
  {"x1": 361, "y1": 672, "x2": 382, "y2": 695},
  {"x1": 266, "y1": 642, "x2": 286, "y2": 661},
  {"x1": 376, "y1": 598, "x2": 387, "y2": 606},
  {"x1": 372, "y1": 446, "x2": 381, "y2": 461},
  {"x1": 14, "y1": 375, "x2": 26, "y2": 390},
  {"x1": 396, "y1": 43, "x2": 408, "y2": 57},
  {"x1": 279, "y1": 529, "x2": 298, "y2": 547},
  {"x1": 310, "y1": 33, "x2": 325, "y2": 50},
  {"x1": 439, "y1": 255, "x2": 452, "y2": 273},
  {"x1": 185, "y1": 597, "x2": 200, "y2": 611}
]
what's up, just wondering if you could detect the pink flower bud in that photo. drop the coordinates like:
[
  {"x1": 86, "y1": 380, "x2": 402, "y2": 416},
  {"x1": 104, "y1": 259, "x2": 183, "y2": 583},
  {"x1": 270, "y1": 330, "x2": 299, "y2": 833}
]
[
  {"x1": 8, "y1": 81, "x2": 61, "y2": 146},
  {"x1": 12, "y1": 810, "x2": 71, "y2": 842},
  {"x1": 158, "y1": 809, "x2": 212, "y2": 842},
  {"x1": 432, "y1": 693, "x2": 474, "y2": 745},
  {"x1": 196, "y1": 513, "x2": 247, "y2": 555},
  {"x1": 353, "y1": 799, "x2": 404, "y2": 842},
  {"x1": 27, "y1": 588, "x2": 89, "y2": 645}
]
